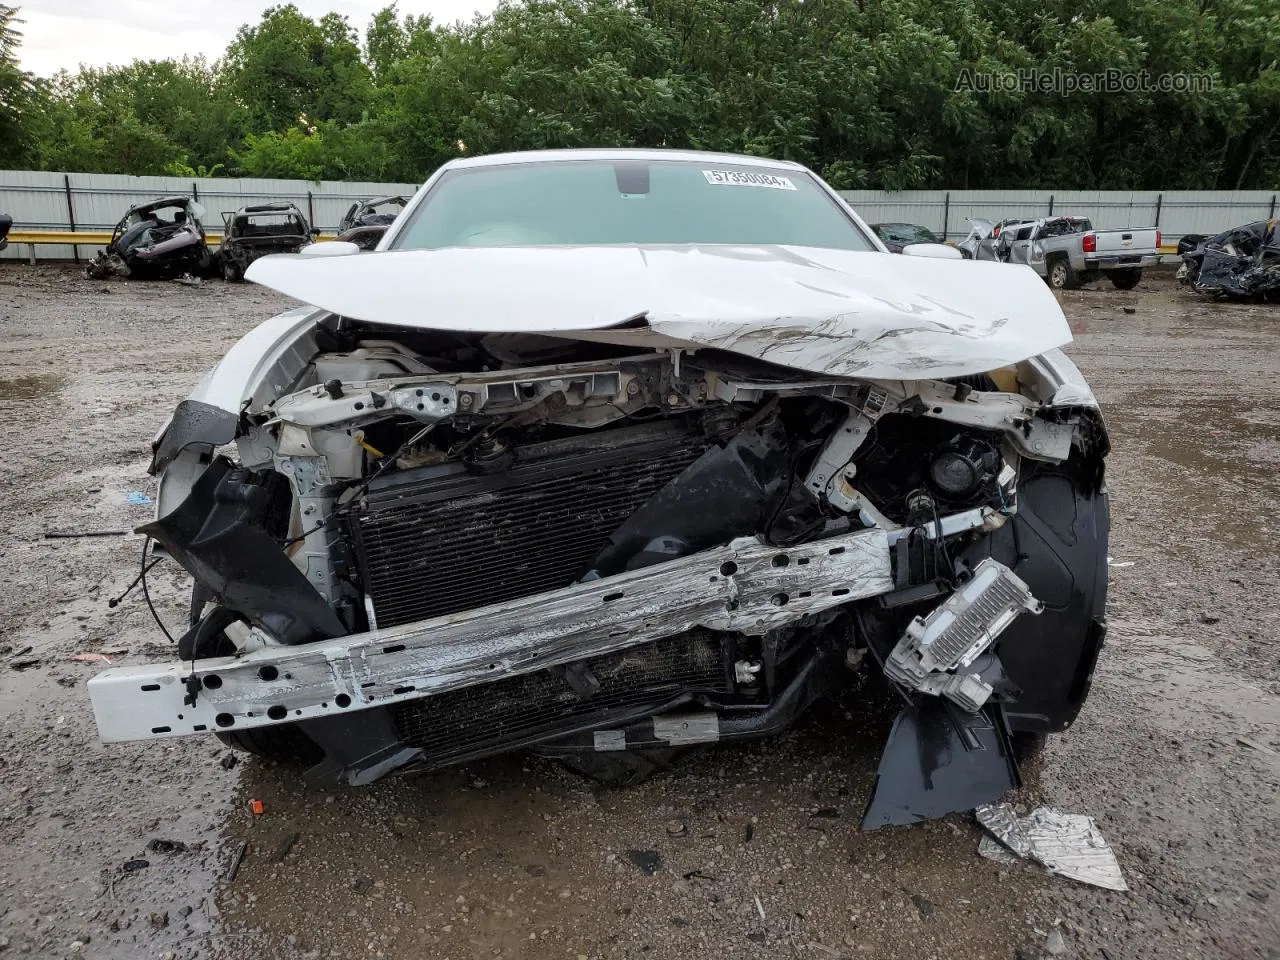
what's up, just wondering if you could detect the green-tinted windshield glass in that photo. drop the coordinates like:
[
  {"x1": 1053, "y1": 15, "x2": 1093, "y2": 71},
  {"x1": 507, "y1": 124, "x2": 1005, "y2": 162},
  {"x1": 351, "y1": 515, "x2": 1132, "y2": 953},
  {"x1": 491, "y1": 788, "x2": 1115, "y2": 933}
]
[{"x1": 391, "y1": 160, "x2": 875, "y2": 251}]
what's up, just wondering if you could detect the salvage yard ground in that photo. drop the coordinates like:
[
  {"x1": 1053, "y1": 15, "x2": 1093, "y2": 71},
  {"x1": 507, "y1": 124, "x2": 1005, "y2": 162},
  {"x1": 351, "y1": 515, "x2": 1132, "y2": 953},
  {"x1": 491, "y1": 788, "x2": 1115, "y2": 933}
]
[{"x1": 0, "y1": 264, "x2": 1276, "y2": 960}]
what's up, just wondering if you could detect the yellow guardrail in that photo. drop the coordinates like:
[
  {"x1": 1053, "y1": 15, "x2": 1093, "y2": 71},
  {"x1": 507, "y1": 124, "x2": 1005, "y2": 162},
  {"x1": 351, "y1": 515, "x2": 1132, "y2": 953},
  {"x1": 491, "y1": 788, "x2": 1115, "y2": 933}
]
[
  {"x1": 10, "y1": 229, "x2": 117, "y2": 246},
  {"x1": 5, "y1": 230, "x2": 338, "y2": 264}
]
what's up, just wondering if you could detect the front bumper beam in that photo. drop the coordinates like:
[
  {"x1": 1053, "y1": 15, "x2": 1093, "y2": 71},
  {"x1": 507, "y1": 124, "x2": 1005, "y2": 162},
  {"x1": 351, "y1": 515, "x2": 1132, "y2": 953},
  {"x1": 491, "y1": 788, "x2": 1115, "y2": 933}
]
[{"x1": 88, "y1": 527, "x2": 892, "y2": 744}]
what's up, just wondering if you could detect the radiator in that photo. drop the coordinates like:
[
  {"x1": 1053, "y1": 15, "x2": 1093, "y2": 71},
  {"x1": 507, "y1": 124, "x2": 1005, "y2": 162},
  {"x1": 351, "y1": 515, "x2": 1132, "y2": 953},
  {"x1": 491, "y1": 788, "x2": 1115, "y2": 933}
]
[{"x1": 345, "y1": 420, "x2": 709, "y2": 628}]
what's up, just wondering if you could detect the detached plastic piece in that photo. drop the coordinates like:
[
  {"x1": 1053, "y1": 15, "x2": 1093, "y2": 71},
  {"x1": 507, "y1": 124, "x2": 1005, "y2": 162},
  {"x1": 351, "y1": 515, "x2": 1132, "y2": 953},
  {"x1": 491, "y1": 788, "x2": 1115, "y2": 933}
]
[
  {"x1": 862, "y1": 700, "x2": 1019, "y2": 830},
  {"x1": 885, "y1": 559, "x2": 1042, "y2": 711}
]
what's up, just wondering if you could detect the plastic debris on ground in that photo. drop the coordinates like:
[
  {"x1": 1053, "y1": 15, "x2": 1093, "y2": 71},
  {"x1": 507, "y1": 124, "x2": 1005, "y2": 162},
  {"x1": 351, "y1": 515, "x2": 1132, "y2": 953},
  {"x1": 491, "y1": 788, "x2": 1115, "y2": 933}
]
[
  {"x1": 975, "y1": 802, "x2": 1128, "y2": 891},
  {"x1": 126, "y1": 491, "x2": 154, "y2": 506}
]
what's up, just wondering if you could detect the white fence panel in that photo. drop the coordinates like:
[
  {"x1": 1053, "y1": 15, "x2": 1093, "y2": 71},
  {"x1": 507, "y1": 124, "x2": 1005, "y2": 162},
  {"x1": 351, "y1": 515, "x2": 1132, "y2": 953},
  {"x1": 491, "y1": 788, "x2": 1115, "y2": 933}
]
[
  {"x1": 3, "y1": 170, "x2": 1277, "y2": 260},
  {"x1": 839, "y1": 189, "x2": 1277, "y2": 242}
]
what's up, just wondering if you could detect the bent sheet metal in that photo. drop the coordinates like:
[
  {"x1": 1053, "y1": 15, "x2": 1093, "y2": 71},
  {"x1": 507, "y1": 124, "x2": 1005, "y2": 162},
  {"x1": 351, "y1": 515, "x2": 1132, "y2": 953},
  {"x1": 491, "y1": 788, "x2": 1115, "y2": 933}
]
[{"x1": 976, "y1": 802, "x2": 1128, "y2": 891}]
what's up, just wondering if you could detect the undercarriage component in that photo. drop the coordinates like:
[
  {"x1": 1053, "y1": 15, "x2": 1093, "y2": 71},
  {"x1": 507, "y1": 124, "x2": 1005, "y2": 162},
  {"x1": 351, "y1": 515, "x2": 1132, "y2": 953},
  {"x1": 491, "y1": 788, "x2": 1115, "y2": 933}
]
[
  {"x1": 532, "y1": 643, "x2": 841, "y2": 774},
  {"x1": 884, "y1": 559, "x2": 1042, "y2": 711},
  {"x1": 388, "y1": 631, "x2": 733, "y2": 769}
]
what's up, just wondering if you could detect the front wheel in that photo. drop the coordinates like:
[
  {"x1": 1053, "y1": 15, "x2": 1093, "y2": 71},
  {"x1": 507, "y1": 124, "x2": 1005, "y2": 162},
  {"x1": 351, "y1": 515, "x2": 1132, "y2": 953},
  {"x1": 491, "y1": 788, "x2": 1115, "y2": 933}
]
[
  {"x1": 222, "y1": 258, "x2": 243, "y2": 283},
  {"x1": 1109, "y1": 268, "x2": 1142, "y2": 290},
  {"x1": 185, "y1": 584, "x2": 321, "y2": 763}
]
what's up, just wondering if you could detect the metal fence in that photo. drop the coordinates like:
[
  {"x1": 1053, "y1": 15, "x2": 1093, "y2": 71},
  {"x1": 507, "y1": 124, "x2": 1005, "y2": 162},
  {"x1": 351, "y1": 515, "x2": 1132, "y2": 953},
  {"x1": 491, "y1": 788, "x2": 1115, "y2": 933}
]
[
  {"x1": 837, "y1": 189, "x2": 1279, "y2": 243},
  {"x1": 2, "y1": 169, "x2": 1277, "y2": 260},
  {"x1": 0, "y1": 170, "x2": 420, "y2": 261}
]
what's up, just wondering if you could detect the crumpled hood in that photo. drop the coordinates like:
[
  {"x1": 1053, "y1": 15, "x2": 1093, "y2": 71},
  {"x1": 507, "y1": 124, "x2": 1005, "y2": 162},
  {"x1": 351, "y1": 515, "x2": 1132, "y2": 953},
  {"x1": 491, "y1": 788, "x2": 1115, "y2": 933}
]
[{"x1": 246, "y1": 244, "x2": 1071, "y2": 380}]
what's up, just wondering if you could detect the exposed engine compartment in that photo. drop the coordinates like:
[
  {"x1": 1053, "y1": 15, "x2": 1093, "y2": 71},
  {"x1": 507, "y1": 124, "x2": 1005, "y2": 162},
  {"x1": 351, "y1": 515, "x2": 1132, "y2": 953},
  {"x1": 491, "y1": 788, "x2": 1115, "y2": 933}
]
[{"x1": 96, "y1": 310, "x2": 1109, "y2": 828}]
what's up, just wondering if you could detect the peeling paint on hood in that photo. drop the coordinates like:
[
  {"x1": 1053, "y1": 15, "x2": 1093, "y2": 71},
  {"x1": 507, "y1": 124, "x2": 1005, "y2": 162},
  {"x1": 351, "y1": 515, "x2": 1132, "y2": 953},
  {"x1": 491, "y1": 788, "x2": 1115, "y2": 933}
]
[{"x1": 245, "y1": 244, "x2": 1071, "y2": 379}]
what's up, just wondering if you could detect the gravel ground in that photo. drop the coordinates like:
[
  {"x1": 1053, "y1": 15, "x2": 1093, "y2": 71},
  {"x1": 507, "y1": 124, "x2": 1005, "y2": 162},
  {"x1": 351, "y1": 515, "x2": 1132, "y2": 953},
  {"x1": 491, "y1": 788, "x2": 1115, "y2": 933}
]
[{"x1": 0, "y1": 264, "x2": 1275, "y2": 960}]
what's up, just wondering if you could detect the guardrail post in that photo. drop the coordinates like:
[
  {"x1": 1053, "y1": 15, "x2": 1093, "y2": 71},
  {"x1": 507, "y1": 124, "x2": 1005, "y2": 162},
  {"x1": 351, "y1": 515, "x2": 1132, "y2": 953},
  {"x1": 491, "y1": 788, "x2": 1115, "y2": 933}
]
[
  {"x1": 64, "y1": 174, "x2": 79, "y2": 263},
  {"x1": 942, "y1": 192, "x2": 950, "y2": 240},
  {"x1": 1154, "y1": 193, "x2": 1162, "y2": 227},
  {"x1": 192, "y1": 181, "x2": 199, "y2": 201},
  {"x1": 1047, "y1": 195, "x2": 1054, "y2": 216},
  {"x1": 1270, "y1": 194, "x2": 1276, "y2": 218},
  {"x1": 307, "y1": 191, "x2": 316, "y2": 230}
]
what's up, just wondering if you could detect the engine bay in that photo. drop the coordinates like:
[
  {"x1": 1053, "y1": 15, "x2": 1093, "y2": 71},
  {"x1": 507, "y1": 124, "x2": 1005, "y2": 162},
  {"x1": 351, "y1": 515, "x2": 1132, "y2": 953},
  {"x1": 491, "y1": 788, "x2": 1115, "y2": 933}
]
[{"x1": 93, "y1": 310, "x2": 1109, "y2": 828}]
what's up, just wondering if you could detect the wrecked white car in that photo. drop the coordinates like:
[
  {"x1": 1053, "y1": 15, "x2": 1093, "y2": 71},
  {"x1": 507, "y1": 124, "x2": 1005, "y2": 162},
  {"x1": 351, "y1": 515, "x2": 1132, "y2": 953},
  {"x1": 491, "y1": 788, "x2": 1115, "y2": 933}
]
[{"x1": 88, "y1": 150, "x2": 1109, "y2": 828}]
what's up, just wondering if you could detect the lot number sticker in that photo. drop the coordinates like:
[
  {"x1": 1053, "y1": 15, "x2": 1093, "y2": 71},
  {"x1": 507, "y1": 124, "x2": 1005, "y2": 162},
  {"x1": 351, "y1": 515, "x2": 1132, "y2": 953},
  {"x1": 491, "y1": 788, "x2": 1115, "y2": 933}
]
[{"x1": 702, "y1": 170, "x2": 797, "y2": 190}]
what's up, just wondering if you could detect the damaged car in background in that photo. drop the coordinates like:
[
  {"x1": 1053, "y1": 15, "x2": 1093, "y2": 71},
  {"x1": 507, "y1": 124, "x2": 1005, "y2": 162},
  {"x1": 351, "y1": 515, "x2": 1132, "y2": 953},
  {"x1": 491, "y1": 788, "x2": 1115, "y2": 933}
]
[
  {"x1": 86, "y1": 196, "x2": 213, "y2": 280},
  {"x1": 88, "y1": 150, "x2": 1109, "y2": 829},
  {"x1": 1178, "y1": 219, "x2": 1280, "y2": 300},
  {"x1": 218, "y1": 202, "x2": 319, "y2": 282},
  {"x1": 960, "y1": 215, "x2": 1158, "y2": 291},
  {"x1": 336, "y1": 195, "x2": 408, "y2": 250}
]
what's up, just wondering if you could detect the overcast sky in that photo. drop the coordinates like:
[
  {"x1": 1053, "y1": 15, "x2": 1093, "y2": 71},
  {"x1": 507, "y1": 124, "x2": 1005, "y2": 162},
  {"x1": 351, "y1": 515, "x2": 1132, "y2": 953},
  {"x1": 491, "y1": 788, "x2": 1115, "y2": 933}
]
[{"x1": 15, "y1": 1, "x2": 499, "y2": 77}]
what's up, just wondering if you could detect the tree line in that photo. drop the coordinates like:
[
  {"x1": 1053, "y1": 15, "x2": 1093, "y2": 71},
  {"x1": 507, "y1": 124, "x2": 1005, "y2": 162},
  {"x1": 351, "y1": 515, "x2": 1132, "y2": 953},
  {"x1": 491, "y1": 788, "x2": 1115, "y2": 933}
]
[{"x1": 0, "y1": 0, "x2": 1276, "y2": 190}]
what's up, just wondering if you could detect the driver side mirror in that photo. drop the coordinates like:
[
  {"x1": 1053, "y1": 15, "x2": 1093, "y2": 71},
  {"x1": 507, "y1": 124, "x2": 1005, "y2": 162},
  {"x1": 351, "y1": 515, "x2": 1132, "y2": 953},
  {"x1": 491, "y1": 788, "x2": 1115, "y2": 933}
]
[
  {"x1": 298, "y1": 240, "x2": 361, "y2": 258},
  {"x1": 900, "y1": 243, "x2": 964, "y2": 260}
]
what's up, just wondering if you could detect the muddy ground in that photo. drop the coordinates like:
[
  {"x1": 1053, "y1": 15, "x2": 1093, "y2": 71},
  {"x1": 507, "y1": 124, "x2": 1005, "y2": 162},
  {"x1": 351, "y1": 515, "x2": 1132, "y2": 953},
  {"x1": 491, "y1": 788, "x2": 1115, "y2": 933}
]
[{"x1": 0, "y1": 264, "x2": 1276, "y2": 960}]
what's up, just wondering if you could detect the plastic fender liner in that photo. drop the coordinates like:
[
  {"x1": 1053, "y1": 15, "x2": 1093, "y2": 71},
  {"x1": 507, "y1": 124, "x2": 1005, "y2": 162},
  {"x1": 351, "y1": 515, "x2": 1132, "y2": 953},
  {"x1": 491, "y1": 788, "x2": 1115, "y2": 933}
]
[
  {"x1": 861, "y1": 700, "x2": 1020, "y2": 830},
  {"x1": 960, "y1": 458, "x2": 1109, "y2": 732},
  {"x1": 140, "y1": 456, "x2": 346, "y2": 645}
]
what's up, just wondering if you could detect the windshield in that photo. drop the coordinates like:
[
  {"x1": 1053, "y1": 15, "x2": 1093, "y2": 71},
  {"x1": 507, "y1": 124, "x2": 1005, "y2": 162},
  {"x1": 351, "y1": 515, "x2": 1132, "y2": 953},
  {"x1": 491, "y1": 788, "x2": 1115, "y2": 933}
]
[
  {"x1": 391, "y1": 159, "x2": 876, "y2": 251},
  {"x1": 875, "y1": 223, "x2": 939, "y2": 244}
]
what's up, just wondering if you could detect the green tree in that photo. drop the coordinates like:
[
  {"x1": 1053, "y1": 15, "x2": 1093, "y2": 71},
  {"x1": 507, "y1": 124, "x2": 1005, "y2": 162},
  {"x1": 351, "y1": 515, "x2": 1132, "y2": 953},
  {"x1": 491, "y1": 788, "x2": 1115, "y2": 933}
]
[
  {"x1": 0, "y1": 3, "x2": 38, "y2": 167},
  {"x1": 29, "y1": 59, "x2": 234, "y2": 175},
  {"x1": 7, "y1": 0, "x2": 1279, "y2": 190},
  {"x1": 223, "y1": 4, "x2": 374, "y2": 133},
  {"x1": 365, "y1": 4, "x2": 409, "y2": 83}
]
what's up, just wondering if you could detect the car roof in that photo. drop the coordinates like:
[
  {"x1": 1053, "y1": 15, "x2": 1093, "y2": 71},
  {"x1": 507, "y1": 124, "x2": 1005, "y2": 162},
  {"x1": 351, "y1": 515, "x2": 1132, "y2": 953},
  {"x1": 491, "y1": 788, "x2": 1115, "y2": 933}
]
[
  {"x1": 436, "y1": 148, "x2": 811, "y2": 176},
  {"x1": 237, "y1": 203, "x2": 302, "y2": 214}
]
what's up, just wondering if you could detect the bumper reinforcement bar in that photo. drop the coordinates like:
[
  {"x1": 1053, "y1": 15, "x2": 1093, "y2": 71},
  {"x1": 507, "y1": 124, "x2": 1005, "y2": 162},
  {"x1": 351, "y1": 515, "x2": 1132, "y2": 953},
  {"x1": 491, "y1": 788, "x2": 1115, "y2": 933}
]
[{"x1": 88, "y1": 528, "x2": 892, "y2": 743}]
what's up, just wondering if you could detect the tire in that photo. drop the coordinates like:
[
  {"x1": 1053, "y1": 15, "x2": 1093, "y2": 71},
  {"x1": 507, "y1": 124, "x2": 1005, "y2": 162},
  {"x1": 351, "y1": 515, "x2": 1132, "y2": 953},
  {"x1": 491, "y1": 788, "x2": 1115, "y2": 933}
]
[
  {"x1": 1011, "y1": 730, "x2": 1048, "y2": 762},
  {"x1": 222, "y1": 258, "x2": 243, "y2": 283},
  {"x1": 1109, "y1": 268, "x2": 1142, "y2": 290},
  {"x1": 1046, "y1": 256, "x2": 1077, "y2": 290},
  {"x1": 219, "y1": 724, "x2": 323, "y2": 764},
  {"x1": 184, "y1": 584, "x2": 321, "y2": 763}
]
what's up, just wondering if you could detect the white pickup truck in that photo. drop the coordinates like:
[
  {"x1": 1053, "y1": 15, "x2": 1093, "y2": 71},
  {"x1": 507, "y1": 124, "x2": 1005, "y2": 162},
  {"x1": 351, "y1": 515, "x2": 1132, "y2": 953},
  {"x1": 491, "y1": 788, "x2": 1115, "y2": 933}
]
[{"x1": 960, "y1": 216, "x2": 1161, "y2": 290}]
